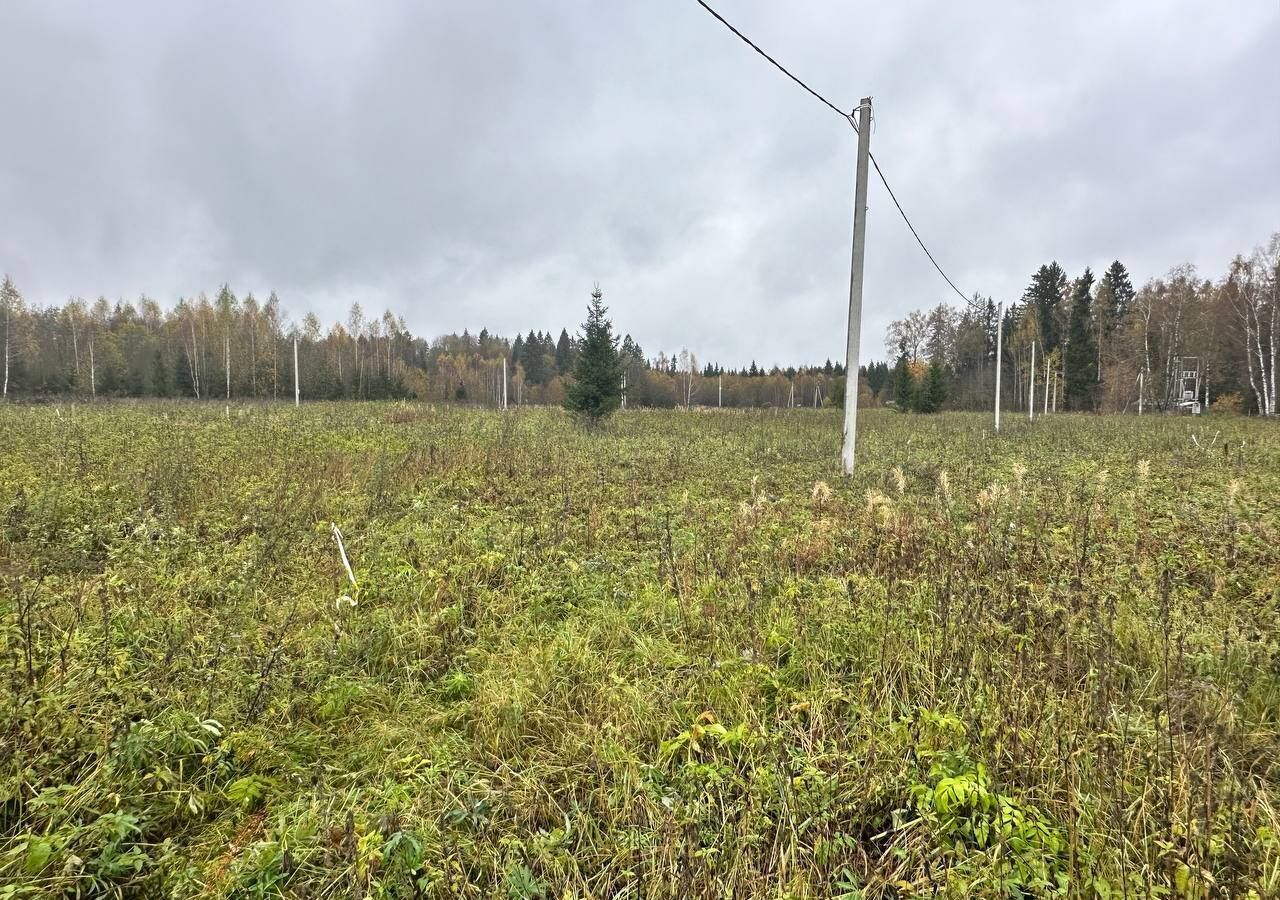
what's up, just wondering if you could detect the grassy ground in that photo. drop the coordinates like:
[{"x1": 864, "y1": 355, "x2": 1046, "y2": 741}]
[{"x1": 2, "y1": 403, "x2": 1278, "y2": 899}]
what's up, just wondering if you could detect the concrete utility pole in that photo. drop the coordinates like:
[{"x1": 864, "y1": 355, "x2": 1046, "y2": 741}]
[
  {"x1": 994, "y1": 302, "x2": 1003, "y2": 432},
  {"x1": 718, "y1": 374, "x2": 722, "y2": 408},
  {"x1": 840, "y1": 97, "x2": 872, "y2": 475},
  {"x1": 1029, "y1": 341, "x2": 1036, "y2": 421},
  {"x1": 501, "y1": 357, "x2": 508, "y2": 410},
  {"x1": 1043, "y1": 354, "x2": 1050, "y2": 416},
  {"x1": 293, "y1": 337, "x2": 300, "y2": 407}
]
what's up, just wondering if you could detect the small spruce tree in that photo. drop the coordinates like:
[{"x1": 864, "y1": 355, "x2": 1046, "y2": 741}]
[
  {"x1": 889, "y1": 341, "x2": 915, "y2": 411},
  {"x1": 917, "y1": 359, "x2": 948, "y2": 413},
  {"x1": 564, "y1": 285, "x2": 623, "y2": 424}
]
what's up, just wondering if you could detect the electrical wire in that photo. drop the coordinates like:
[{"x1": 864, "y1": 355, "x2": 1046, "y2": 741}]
[
  {"x1": 692, "y1": 0, "x2": 853, "y2": 123},
  {"x1": 868, "y1": 150, "x2": 972, "y2": 305},
  {"x1": 692, "y1": 0, "x2": 974, "y2": 305}
]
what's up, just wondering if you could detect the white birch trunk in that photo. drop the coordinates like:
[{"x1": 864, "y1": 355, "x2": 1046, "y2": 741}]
[
  {"x1": 189, "y1": 319, "x2": 201, "y2": 399},
  {"x1": 249, "y1": 318, "x2": 256, "y2": 397},
  {"x1": 70, "y1": 309, "x2": 80, "y2": 378},
  {"x1": 1141, "y1": 302, "x2": 1152, "y2": 401},
  {"x1": 293, "y1": 337, "x2": 300, "y2": 407},
  {"x1": 1250, "y1": 305, "x2": 1270, "y2": 416},
  {"x1": 1268, "y1": 293, "x2": 1277, "y2": 415},
  {"x1": 994, "y1": 303, "x2": 1003, "y2": 431}
]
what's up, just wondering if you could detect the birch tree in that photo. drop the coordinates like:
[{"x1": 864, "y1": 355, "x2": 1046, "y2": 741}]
[
  {"x1": 264, "y1": 292, "x2": 283, "y2": 400},
  {"x1": 678, "y1": 348, "x2": 698, "y2": 407},
  {"x1": 1, "y1": 276, "x2": 21, "y2": 399},
  {"x1": 64, "y1": 297, "x2": 86, "y2": 385},
  {"x1": 347, "y1": 303, "x2": 364, "y2": 398},
  {"x1": 1228, "y1": 237, "x2": 1279, "y2": 415},
  {"x1": 244, "y1": 292, "x2": 259, "y2": 397},
  {"x1": 216, "y1": 285, "x2": 237, "y2": 400}
]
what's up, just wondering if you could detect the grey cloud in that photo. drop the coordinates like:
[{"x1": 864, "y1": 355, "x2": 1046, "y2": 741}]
[{"x1": 2, "y1": 0, "x2": 1276, "y2": 368}]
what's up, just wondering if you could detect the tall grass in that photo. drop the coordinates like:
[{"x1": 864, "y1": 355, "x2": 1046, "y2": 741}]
[{"x1": 1, "y1": 403, "x2": 1277, "y2": 898}]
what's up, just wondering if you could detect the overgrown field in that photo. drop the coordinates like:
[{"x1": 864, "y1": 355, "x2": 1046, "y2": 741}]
[{"x1": 2, "y1": 404, "x2": 1279, "y2": 899}]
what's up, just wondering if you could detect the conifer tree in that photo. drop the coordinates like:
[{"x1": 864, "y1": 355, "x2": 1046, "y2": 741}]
[
  {"x1": 1099, "y1": 260, "x2": 1135, "y2": 328},
  {"x1": 1094, "y1": 260, "x2": 1135, "y2": 387},
  {"x1": 151, "y1": 349, "x2": 172, "y2": 397},
  {"x1": 510, "y1": 332, "x2": 524, "y2": 367},
  {"x1": 555, "y1": 328, "x2": 573, "y2": 374},
  {"x1": 521, "y1": 330, "x2": 547, "y2": 385},
  {"x1": 564, "y1": 285, "x2": 623, "y2": 424},
  {"x1": 1023, "y1": 262, "x2": 1068, "y2": 353},
  {"x1": 889, "y1": 341, "x2": 915, "y2": 410},
  {"x1": 620, "y1": 334, "x2": 643, "y2": 362},
  {"x1": 1064, "y1": 268, "x2": 1098, "y2": 410},
  {"x1": 917, "y1": 358, "x2": 948, "y2": 413}
]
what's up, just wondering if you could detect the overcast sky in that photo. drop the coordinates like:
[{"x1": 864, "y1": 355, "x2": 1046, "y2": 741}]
[{"x1": 2, "y1": 1, "x2": 1276, "y2": 366}]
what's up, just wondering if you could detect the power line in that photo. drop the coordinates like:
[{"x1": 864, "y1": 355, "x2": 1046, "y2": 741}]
[
  {"x1": 692, "y1": 0, "x2": 852, "y2": 123},
  {"x1": 692, "y1": 0, "x2": 974, "y2": 306},
  {"x1": 868, "y1": 150, "x2": 971, "y2": 305}
]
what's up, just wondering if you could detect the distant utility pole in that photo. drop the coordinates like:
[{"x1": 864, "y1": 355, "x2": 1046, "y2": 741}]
[
  {"x1": 718, "y1": 374, "x2": 722, "y2": 408},
  {"x1": 994, "y1": 302, "x2": 1003, "y2": 432},
  {"x1": 1043, "y1": 354, "x2": 1050, "y2": 416},
  {"x1": 1029, "y1": 341, "x2": 1036, "y2": 421},
  {"x1": 293, "y1": 337, "x2": 300, "y2": 407},
  {"x1": 502, "y1": 357, "x2": 508, "y2": 410},
  {"x1": 840, "y1": 97, "x2": 872, "y2": 475}
]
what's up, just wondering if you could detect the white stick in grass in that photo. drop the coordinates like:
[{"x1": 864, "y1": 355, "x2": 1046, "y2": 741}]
[{"x1": 331, "y1": 522, "x2": 357, "y2": 604}]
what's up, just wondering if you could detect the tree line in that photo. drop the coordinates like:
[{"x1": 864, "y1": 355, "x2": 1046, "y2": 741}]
[
  {"x1": 4, "y1": 232, "x2": 1274, "y2": 413},
  {"x1": 874, "y1": 233, "x2": 1278, "y2": 415},
  {"x1": 0, "y1": 281, "x2": 846, "y2": 408}
]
